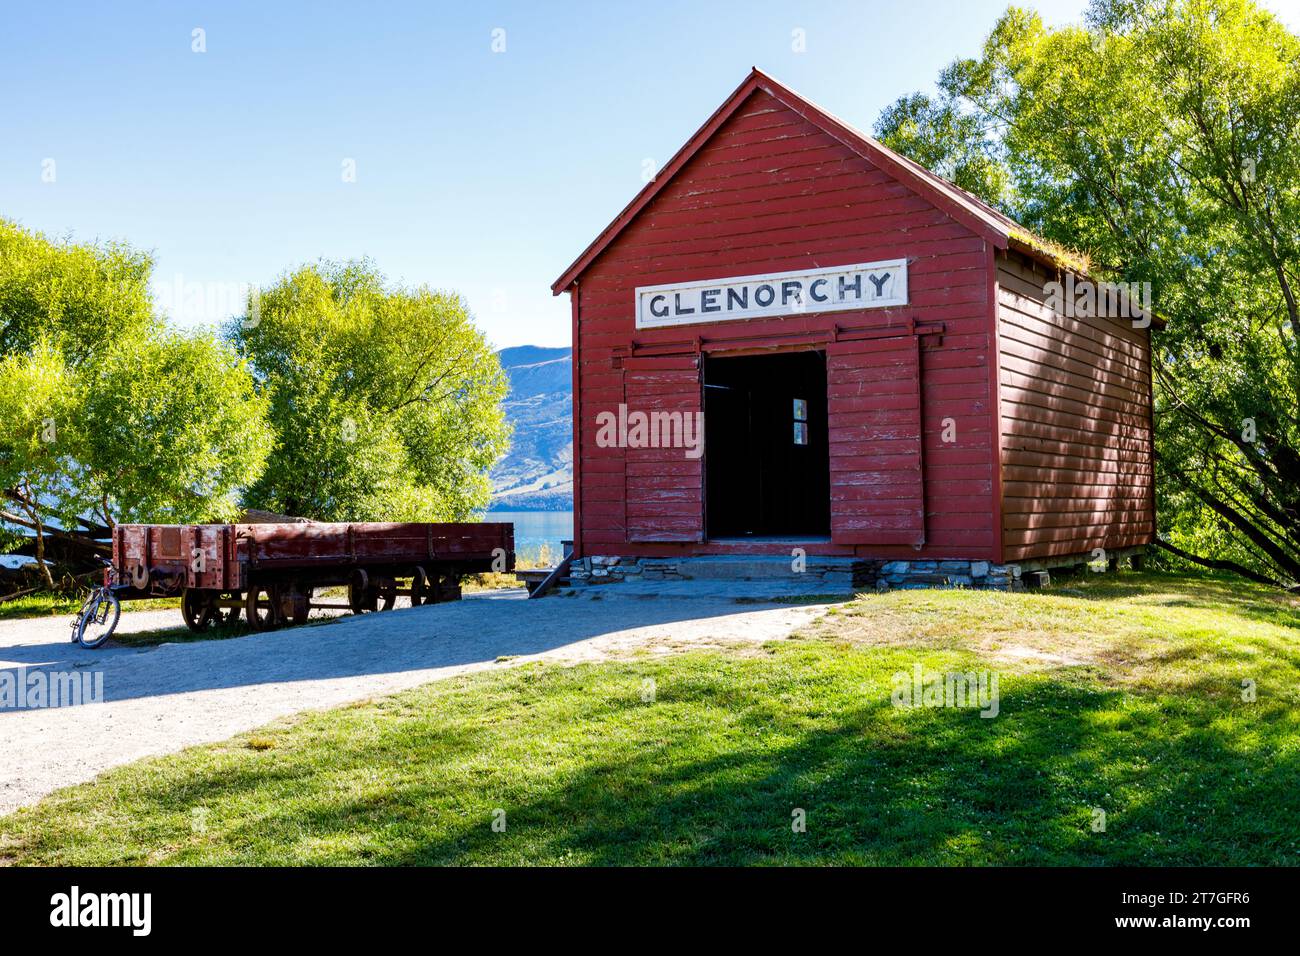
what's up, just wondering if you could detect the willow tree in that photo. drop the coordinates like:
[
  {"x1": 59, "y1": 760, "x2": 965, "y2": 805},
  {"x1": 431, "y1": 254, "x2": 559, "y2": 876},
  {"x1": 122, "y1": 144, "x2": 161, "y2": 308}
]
[
  {"x1": 0, "y1": 219, "x2": 271, "y2": 588},
  {"x1": 0, "y1": 342, "x2": 81, "y2": 587},
  {"x1": 233, "y1": 261, "x2": 510, "y2": 522},
  {"x1": 875, "y1": 0, "x2": 1300, "y2": 587}
]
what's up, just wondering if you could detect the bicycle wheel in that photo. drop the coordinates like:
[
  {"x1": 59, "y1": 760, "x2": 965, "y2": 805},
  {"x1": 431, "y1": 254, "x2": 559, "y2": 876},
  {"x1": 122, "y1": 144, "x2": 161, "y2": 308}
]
[{"x1": 76, "y1": 591, "x2": 121, "y2": 649}]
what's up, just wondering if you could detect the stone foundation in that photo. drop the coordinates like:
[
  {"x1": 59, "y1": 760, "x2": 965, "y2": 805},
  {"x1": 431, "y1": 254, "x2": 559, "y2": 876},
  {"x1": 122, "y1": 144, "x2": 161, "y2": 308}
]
[
  {"x1": 566, "y1": 555, "x2": 1029, "y2": 591},
  {"x1": 568, "y1": 555, "x2": 865, "y2": 588},
  {"x1": 861, "y1": 559, "x2": 1021, "y2": 591}
]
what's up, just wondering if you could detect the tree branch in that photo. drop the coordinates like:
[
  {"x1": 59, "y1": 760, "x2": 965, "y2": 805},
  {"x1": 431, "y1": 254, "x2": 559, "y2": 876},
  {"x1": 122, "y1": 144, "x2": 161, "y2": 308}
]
[{"x1": 1154, "y1": 538, "x2": 1287, "y2": 589}]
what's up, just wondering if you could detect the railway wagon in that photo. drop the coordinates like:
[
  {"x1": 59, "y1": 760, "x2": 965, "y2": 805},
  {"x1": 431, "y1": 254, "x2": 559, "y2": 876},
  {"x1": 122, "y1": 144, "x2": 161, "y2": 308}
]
[{"x1": 113, "y1": 521, "x2": 514, "y2": 632}]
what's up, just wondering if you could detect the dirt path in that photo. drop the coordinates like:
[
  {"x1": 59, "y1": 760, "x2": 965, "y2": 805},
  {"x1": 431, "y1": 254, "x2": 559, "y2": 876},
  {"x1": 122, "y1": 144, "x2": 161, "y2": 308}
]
[{"x1": 0, "y1": 589, "x2": 833, "y2": 815}]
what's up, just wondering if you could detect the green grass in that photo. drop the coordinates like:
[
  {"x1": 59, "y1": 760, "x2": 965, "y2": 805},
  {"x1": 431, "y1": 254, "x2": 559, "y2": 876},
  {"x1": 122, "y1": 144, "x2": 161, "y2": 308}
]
[
  {"x1": 0, "y1": 592, "x2": 179, "y2": 622},
  {"x1": 2, "y1": 571, "x2": 1298, "y2": 866}
]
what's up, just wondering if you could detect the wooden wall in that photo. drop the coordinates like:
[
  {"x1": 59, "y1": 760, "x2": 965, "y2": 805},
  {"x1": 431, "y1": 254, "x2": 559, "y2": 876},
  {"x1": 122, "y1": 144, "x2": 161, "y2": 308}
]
[
  {"x1": 995, "y1": 251, "x2": 1156, "y2": 562},
  {"x1": 571, "y1": 88, "x2": 1000, "y2": 560}
]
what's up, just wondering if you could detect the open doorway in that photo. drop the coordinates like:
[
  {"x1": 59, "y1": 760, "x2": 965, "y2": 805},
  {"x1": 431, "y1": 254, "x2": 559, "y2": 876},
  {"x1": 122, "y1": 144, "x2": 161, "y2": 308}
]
[{"x1": 704, "y1": 350, "x2": 830, "y2": 538}]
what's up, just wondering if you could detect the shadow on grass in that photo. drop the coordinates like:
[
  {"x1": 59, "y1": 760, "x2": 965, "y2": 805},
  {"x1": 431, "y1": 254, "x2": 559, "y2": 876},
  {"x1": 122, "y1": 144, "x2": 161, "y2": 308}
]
[
  {"x1": 1057, "y1": 571, "x2": 1300, "y2": 632},
  {"x1": 81, "y1": 654, "x2": 1297, "y2": 868},
  {"x1": 376, "y1": 678, "x2": 1296, "y2": 866}
]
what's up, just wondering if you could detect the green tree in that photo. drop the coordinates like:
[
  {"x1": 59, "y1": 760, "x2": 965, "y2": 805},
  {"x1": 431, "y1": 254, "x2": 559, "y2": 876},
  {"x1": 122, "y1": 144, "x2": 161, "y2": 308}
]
[
  {"x1": 876, "y1": 0, "x2": 1300, "y2": 587},
  {"x1": 233, "y1": 261, "x2": 510, "y2": 521},
  {"x1": 0, "y1": 219, "x2": 272, "y2": 584},
  {"x1": 78, "y1": 328, "x2": 272, "y2": 527},
  {"x1": 0, "y1": 218, "x2": 153, "y2": 365},
  {"x1": 873, "y1": 92, "x2": 1015, "y2": 213},
  {"x1": 0, "y1": 342, "x2": 84, "y2": 586}
]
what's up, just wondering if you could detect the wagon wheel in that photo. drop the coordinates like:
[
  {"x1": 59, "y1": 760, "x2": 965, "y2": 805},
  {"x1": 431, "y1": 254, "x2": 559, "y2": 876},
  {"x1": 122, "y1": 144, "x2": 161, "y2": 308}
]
[
  {"x1": 245, "y1": 584, "x2": 283, "y2": 631},
  {"x1": 436, "y1": 570, "x2": 462, "y2": 603},
  {"x1": 376, "y1": 579, "x2": 397, "y2": 611},
  {"x1": 409, "y1": 567, "x2": 430, "y2": 606},
  {"x1": 288, "y1": 585, "x2": 313, "y2": 626},
  {"x1": 419, "y1": 571, "x2": 451, "y2": 605},
  {"x1": 216, "y1": 591, "x2": 241, "y2": 625},
  {"x1": 347, "y1": 581, "x2": 368, "y2": 614},
  {"x1": 348, "y1": 569, "x2": 375, "y2": 614},
  {"x1": 180, "y1": 589, "x2": 216, "y2": 631}
]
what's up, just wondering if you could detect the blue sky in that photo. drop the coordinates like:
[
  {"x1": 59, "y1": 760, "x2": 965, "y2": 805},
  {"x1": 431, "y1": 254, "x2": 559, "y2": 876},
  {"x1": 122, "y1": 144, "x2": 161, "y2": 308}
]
[{"x1": 3, "y1": 0, "x2": 1298, "y2": 348}]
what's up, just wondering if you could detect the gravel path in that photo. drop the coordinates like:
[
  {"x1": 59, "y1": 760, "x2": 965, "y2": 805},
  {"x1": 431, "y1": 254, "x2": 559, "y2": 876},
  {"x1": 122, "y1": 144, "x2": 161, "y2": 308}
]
[{"x1": 0, "y1": 588, "x2": 832, "y2": 816}]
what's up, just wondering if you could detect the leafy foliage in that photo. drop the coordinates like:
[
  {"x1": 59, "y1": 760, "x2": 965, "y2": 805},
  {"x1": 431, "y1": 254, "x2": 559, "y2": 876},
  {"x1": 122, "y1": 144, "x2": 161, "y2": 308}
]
[
  {"x1": 0, "y1": 342, "x2": 83, "y2": 585},
  {"x1": 873, "y1": 92, "x2": 1016, "y2": 212},
  {"x1": 78, "y1": 328, "x2": 271, "y2": 524},
  {"x1": 233, "y1": 261, "x2": 510, "y2": 521},
  {"x1": 0, "y1": 218, "x2": 153, "y2": 366},
  {"x1": 875, "y1": 0, "x2": 1300, "y2": 586},
  {"x1": 0, "y1": 219, "x2": 270, "y2": 583}
]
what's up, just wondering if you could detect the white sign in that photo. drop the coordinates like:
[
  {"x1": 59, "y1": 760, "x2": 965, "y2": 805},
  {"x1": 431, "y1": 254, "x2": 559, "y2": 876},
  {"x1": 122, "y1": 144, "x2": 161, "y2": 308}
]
[{"x1": 635, "y1": 259, "x2": 908, "y2": 329}]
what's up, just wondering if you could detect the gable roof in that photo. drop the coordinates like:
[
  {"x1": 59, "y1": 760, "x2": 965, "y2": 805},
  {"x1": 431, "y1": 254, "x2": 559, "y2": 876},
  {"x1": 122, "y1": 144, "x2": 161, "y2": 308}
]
[{"x1": 552, "y1": 68, "x2": 1084, "y2": 294}]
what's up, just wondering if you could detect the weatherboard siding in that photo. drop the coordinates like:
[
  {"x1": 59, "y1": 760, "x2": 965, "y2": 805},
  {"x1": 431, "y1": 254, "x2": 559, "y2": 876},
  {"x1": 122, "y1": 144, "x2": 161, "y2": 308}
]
[
  {"x1": 995, "y1": 251, "x2": 1156, "y2": 562},
  {"x1": 573, "y1": 88, "x2": 998, "y2": 559}
]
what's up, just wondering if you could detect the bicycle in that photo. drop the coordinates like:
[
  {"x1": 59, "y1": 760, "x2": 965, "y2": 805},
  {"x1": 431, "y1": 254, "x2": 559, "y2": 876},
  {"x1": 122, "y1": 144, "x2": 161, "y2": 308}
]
[{"x1": 72, "y1": 558, "x2": 127, "y2": 649}]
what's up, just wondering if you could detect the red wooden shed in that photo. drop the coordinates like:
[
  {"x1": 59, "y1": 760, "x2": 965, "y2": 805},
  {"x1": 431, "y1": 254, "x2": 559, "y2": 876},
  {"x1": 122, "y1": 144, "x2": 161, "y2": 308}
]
[{"x1": 552, "y1": 69, "x2": 1155, "y2": 589}]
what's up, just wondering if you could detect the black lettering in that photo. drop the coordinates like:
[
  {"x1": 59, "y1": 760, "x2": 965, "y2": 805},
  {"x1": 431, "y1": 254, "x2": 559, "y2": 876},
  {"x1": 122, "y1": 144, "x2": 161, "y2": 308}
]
[
  {"x1": 868, "y1": 272, "x2": 892, "y2": 297},
  {"x1": 781, "y1": 281, "x2": 802, "y2": 306},
  {"x1": 809, "y1": 278, "x2": 829, "y2": 302},
  {"x1": 700, "y1": 289, "x2": 721, "y2": 313},
  {"x1": 673, "y1": 292, "x2": 695, "y2": 315},
  {"x1": 754, "y1": 284, "x2": 776, "y2": 307},
  {"x1": 649, "y1": 295, "x2": 669, "y2": 318},
  {"x1": 727, "y1": 287, "x2": 748, "y2": 310},
  {"x1": 838, "y1": 274, "x2": 863, "y2": 300}
]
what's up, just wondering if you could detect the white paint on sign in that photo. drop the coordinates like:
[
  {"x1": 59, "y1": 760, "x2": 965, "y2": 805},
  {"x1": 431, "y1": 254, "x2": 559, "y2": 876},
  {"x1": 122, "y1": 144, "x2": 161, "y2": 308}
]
[{"x1": 635, "y1": 259, "x2": 908, "y2": 329}]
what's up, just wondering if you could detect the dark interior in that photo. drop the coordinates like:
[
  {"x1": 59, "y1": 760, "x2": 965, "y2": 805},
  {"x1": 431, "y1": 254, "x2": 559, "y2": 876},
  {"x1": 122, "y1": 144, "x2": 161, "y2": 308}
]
[{"x1": 704, "y1": 350, "x2": 830, "y2": 538}]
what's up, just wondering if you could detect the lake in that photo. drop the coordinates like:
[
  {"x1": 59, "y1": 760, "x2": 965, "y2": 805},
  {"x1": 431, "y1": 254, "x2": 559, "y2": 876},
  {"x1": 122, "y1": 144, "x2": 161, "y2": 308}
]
[{"x1": 484, "y1": 511, "x2": 573, "y2": 567}]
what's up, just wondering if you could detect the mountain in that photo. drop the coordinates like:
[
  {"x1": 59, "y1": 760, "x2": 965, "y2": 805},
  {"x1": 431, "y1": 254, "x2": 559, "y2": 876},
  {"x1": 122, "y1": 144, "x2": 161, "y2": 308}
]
[{"x1": 489, "y1": 345, "x2": 573, "y2": 511}]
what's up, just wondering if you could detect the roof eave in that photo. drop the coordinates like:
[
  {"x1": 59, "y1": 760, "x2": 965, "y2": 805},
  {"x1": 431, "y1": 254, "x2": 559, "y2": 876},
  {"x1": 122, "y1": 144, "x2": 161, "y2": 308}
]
[
  {"x1": 551, "y1": 69, "x2": 770, "y2": 294},
  {"x1": 552, "y1": 68, "x2": 1022, "y2": 293}
]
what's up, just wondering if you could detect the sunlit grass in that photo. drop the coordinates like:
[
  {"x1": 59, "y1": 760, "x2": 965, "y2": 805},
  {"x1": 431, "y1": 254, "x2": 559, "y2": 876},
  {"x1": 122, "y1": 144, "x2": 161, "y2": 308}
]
[
  {"x1": 467, "y1": 540, "x2": 557, "y2": 591},
  {"x1": 0, "y1": 591, "x2": 179, "y2": 622},
  {"x1": 2, "y1": 571, "x2": 1297, "y2": 866}
]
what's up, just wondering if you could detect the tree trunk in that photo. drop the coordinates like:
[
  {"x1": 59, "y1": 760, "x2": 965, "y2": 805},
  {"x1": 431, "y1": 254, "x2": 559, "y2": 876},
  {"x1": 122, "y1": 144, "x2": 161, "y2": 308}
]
[{"x1": 28, "y1": 510, "x2": 55, "y2": 590}]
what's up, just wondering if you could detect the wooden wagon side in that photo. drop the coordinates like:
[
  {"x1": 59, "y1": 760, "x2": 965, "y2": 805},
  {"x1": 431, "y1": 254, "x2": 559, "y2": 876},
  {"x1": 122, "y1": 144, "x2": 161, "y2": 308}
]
[{"x1": 113, "y1": 521, "x2": 515, "y2": 632}]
